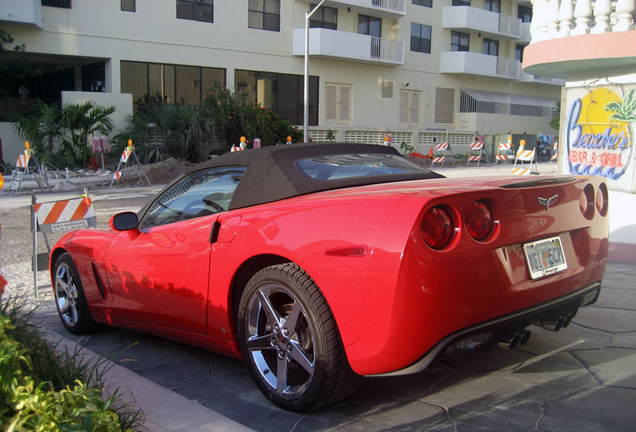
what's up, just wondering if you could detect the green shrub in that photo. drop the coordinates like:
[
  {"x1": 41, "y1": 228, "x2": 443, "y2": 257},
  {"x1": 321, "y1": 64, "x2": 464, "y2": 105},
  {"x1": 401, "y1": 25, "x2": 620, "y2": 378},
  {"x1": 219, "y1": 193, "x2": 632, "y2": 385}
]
[{"x1": 0, "y1": 300, "x2": 142, "y2": 431}]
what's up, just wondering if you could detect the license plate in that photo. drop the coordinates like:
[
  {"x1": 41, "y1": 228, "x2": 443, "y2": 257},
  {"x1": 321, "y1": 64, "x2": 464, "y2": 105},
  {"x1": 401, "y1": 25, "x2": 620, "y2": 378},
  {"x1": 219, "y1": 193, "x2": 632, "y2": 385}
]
[{"x1": 523, "y1": 236, "x2": 567, "y2": 279}]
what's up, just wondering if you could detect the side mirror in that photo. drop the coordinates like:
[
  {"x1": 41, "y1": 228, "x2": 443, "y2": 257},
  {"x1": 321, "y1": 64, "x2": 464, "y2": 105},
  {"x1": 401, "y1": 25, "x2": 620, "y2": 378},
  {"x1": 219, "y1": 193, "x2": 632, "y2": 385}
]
[{"x1": 109, "y1": 212, "x2": 139, "y2": 231}]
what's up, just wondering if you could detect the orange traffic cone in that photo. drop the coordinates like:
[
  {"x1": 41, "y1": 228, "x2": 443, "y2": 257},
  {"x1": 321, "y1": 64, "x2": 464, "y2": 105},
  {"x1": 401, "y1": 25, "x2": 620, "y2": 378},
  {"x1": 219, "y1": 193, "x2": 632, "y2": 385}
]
[{"x1": 427, "y1": 146, "x2": 434, "y2": 159}]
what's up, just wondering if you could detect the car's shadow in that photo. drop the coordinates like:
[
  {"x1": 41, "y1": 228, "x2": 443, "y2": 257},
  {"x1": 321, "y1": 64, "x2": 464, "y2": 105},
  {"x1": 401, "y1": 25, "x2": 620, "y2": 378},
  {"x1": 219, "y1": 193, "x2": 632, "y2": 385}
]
[{"x1": 36, "y1": 299, "x2": 635, "y2": 432}]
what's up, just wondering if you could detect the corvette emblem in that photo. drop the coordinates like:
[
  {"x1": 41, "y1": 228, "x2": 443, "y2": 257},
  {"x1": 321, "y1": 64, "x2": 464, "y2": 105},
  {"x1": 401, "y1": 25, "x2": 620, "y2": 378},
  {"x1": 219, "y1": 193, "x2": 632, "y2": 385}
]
[{"x1": 537, "y1": 194, "x2": 558, "y2": 211}]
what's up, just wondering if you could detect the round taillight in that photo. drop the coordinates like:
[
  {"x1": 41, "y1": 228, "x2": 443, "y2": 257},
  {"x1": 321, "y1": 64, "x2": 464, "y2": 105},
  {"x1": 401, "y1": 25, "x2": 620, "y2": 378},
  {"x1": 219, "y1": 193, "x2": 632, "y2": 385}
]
[
  {"x1": 596, "y1": 183, "x2": 609, "y2": 217},
  {"x1": 580, "y1": 184, "x2": 595, "y2": 220},
  {"x1": 465, "y1": 201, "x2": 494, "y2": 241},
  {"x1": 421, "y1": 207, "x2": 454, "y2": 249}
]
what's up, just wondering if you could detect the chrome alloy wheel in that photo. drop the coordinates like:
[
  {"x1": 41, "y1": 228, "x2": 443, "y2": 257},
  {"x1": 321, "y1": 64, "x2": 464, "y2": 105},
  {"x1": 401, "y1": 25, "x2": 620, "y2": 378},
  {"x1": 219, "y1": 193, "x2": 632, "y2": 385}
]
[
  {"x1": 54, "y1": 262, "x2": 80, "y2": 327},
  {"x1": 245, "y1": 283, "x2": 316, "y2": 399}
]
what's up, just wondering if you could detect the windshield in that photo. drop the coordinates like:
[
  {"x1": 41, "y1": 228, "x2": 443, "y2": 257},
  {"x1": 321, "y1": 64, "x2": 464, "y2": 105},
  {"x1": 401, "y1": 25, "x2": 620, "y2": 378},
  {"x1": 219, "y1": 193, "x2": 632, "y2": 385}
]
[{"x1": 295, "y1": 153, "x2": 430, "y2": 181}]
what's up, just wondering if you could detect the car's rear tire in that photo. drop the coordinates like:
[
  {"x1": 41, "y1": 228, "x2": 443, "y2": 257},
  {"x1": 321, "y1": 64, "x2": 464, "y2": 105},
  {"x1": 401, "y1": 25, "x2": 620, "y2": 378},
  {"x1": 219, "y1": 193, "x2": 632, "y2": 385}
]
[
  {"x1": 237, "y1": 263, "x2": 361, "y2": 411},
  {"x1": 53, "y1": 253, "x2": 96, "y2": 335}
]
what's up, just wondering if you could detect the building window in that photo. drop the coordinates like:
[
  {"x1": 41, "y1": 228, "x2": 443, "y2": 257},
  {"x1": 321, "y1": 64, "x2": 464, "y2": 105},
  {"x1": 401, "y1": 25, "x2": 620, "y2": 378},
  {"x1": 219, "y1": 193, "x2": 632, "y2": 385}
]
[
  {"x1": 412, "y1": 0, "x2": 432, "y2": 7},
  {"x1": 325, "y1": 83, "x2": 352, "y2": 125},
  {"x1": 400, "y1": 90, "x2": 420, "y2": 127},
  {"x1": 235, "y1": 70, "x2": 318, "y2": 126},
  {"x1": 452, "y1": 0, "x2": 470, "y2": 6},
  {"x1": 248, "y1": 0, "x2": 280, "y2": 32},
  {"x1": 309, "y1": 5, "x2": 337, "y2": 30},
  {"x1": 358, "y1": 15, "x2": 381, "y2": 37},
  {"x1": 121, "y1": 0, "x2": 135, "y2": 12},
  {"x1": 410, "y1": 23, "x2": 431, "y2": 54},
  {"x1": 42, "y1": 0, "x2": 71, "y2": 8},
  {"x1": 177, "y1": 0, "x2": 213, "y2": 23},
  {"x1": 121, "y1": 61, "x2": 225, "y2": 106},
  {"x1": 482, "y1": 38, "x2": 499, "y2": 56},
  {"x1": 518, "y1": 5, "x2": 532, "y2": 22},
  {"x1": 515, "y1": 44, "x2": 526, "y2": 62},
  {"x1": 485, "y1": 0, "x2": 500, "y2": 13},
  {"x1": 451, "y1": 31, "x2": 469, "y2": 51},
  {"x1": 81, "y1": 62, "x2": 106, "y2": 92}
]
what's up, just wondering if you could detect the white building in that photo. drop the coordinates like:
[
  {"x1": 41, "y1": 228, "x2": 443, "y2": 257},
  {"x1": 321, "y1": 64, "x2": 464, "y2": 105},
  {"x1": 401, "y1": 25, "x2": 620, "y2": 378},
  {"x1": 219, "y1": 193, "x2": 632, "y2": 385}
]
[{"x1": 0, "y1": 0, "x2": 561, "y2": 163}]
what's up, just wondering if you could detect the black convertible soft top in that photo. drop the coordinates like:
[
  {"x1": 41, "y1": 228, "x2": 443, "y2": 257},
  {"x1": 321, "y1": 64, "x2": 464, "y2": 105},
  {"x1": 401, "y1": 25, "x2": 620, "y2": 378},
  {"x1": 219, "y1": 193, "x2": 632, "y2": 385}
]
[{"x1": 186, "y1": 143, "x2": 443, "y2": 210}]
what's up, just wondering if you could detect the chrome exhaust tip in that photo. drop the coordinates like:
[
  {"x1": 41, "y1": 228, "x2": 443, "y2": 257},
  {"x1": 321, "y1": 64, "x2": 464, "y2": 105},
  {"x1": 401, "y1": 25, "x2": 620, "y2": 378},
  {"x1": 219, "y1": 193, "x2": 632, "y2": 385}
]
[
  {"x1": 498, "y1": 329, "x2": 531, "y2": 350},
  {"x1": 532, "y1": 314, "x2": 565, "y2": 332}
]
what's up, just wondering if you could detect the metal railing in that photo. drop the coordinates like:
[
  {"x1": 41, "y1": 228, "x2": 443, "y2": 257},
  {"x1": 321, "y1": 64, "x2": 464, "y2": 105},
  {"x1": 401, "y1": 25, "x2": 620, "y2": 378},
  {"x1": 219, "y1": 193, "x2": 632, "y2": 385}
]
[{"x1": 370, "y1": 37, "x2": 404, "y2": 63}]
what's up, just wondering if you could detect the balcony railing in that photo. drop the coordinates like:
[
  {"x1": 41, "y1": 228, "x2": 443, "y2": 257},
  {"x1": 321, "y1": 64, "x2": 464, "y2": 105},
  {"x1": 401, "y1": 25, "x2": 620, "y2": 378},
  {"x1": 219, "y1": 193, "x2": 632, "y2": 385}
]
[
  {"x1": 441, "y1": 51, "x2": 519, "y2": 79},
  {"x1": 442, "y1": 6, "x2": 522, "y2": 40},
  {"x1": 530, "y1": 0, "x2": 636, "y2": 42},
  {"x1": 293, "y1": 28, "x2": 404, "y2": 65},
  {"x1": 296, "y1": 0, "x2": 406, "y2": 18}
]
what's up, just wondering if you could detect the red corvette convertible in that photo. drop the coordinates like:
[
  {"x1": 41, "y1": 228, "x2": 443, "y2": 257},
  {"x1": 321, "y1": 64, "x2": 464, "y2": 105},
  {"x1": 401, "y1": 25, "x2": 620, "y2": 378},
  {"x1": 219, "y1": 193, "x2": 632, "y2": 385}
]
[{"x1": 50, "y1": 143, "x2": 609, "y2": 411}]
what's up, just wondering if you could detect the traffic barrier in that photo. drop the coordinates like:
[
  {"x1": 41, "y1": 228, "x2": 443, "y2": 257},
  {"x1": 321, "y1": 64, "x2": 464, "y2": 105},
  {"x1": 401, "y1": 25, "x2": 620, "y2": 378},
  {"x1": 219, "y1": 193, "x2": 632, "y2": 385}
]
[
  {"x1": 110, "y1": 139, "x2": 151, "y2": 187},
  {"x1": 512, "y1": 142, "x2": 538, "y2": 176},
  {"x1": 550, "y1": 142, "x2": 558, "y2": 162},
  {"x1": 431, "y1": 142, "x2": 450, "y2": 167},
  {"x1": 7, "y1": 141, "x2": 51, "y2": 194},
  {"x1": 31, "y1": 189, "x2": 97, "y2": 297},
  {"x1": 467, "y1": 141, "x2": 483, "y2": 166},
  {"x1": 496, "y1": 142, "x2": 514, "y2": 163},
  {"x1": 512, "y1": 167, "x2": 530, "y2": 176},
  {"x1": 16, "y1": 153, "x2": 30, "y2": 168}
]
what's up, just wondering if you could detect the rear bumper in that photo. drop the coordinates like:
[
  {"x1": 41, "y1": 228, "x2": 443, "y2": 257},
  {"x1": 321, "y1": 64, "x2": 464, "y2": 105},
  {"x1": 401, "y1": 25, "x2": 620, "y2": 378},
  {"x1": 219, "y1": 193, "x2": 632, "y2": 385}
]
[{"x1": 369, "y1": 281, "x2": 601, "y2": 377}]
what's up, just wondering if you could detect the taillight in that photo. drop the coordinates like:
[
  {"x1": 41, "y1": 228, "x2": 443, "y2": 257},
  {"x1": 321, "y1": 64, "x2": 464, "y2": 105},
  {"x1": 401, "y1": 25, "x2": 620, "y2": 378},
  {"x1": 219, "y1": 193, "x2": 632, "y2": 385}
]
[
  {"x1": 580, "y1": 184, "x2": 595, "y2": 220},
  {"x1": 421, "y1": 206, "x2": 454, "y2": 249},
  {"x1": 596, "y1": 182, "x2": 609, "y2": 217},
  {"x1": 465, "y1": 201, "x2": 494, "y2": 241}
]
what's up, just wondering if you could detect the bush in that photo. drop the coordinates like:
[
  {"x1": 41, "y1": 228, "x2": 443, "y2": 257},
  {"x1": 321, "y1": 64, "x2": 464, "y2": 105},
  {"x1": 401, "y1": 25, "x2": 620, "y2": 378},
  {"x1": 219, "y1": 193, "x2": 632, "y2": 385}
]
[
  {"x1": 112, "y1": 101, "x2": 215, "y2": 164},
  {"x1": 0, "y1": 300, "x2": 142, "y2": 431},
  {"x1": 202, "y1": 85, "x2": 301, "y2": 148}
]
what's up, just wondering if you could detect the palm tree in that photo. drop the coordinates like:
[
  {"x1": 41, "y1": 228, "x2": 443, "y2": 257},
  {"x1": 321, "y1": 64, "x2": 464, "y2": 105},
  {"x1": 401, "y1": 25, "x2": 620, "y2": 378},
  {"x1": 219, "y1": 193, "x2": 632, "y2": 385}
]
[
  {"x1": 61, "y1": 101, "x2": 115, "y2": 168},
  {"x1": 12, "y1": 100, "x2": 63, "y2": 165}
]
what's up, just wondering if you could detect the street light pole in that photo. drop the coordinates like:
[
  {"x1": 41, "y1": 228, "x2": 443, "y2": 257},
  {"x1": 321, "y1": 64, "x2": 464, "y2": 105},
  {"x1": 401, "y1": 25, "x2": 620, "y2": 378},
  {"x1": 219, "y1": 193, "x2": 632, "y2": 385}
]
[{"x1": 304, "y1": 0, "x2": 327, "y2": 143}]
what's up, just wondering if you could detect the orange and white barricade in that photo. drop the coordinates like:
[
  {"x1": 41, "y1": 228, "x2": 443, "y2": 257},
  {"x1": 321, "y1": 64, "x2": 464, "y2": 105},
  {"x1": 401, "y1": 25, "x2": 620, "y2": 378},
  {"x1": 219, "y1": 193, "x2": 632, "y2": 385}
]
[
  {"x1": 7, "y1": 141, "x2": 51, "y2": 194},
  {"x1": 550, "y1": 142, "x2": 558, "y2": 162},
  {"x1": 431, "y1": 142, "x2": 450, "y2": 167},
  {"x1": 495, "y1": 142, "x2": 514, "y2": 163},
  {"x1": 31, "y1": 190, "x2": 97, "y2": 297},
  {"x1": 16, "y1": 153, "x2": 31, "y2": 168},
  {"x1": 110, "y1": 139, "x2": 151, "y2": 187},
  {"x1": 467, "y1": 141, "x2": 483, "y2": 166},
  {"x1": 512, "y1": 143, "x2": 538, "y2": 176}
]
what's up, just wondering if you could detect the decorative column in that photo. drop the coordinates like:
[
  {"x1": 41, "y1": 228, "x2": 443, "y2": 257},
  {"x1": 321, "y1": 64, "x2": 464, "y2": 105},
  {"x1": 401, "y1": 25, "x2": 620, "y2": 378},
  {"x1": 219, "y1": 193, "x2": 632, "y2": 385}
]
[
  {"x1": 546, "y1": 0, "x2": 561, "y2": 37},
  {"x1": 614, "y1": 0, "x2": 636, "y2": 31},
  {"x1": 591, "y1": 0, "x2": 612, "y2": 33},
  {"x1": 558, "y1": 0, "x2": 574, "y2": 36},
  {"x1": 571, "y1": 0, "x2": 593, "y2": 35},
  {"x1": 531, "y1": 0, "x2": 550, "y2": 41}
]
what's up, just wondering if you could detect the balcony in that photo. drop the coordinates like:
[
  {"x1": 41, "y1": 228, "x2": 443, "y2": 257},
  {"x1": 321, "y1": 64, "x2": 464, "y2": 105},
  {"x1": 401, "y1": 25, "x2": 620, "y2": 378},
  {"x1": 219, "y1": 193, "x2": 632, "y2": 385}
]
[
  {"x1": 0, "y1": 0, "x2": 43, "y2": 28},
  {"x1": 519, "y1": 22, "x2": 531, "y2": 43},
  {"x1": 293, "y1": 28, "x2": 404, "y2": 66},
  {"x1": 442, "y1": 6, "x2": 521, "y2": 40},
  {"x1": 441, "y1": 51, "x2": 519, "y2": 79},
  {"x1": 523, "y1": 0, "x2": 636, "y2": 79},
  {"x1": 296, "y1": 0, "x2": 406, "y2": 18},
  {"x1": 518, "y1": 68, "x2": 566, "y2": 86}
]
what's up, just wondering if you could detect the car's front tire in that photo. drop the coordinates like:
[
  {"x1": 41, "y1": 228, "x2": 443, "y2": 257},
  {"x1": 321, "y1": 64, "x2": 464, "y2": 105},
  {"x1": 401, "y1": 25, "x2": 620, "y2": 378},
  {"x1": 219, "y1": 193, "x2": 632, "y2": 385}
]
[
  {"x1": 53, "y1": 253, "x2": 96, "y2": 335},
  {"x1": 237, "y1": 263, "x2": 361, "y2": 411}
]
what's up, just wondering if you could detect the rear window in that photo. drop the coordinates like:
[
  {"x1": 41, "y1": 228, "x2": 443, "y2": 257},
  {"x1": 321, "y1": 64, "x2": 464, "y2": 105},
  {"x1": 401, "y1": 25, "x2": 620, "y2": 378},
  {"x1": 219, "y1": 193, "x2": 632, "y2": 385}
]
[{"x1": 296, "y1": 153, "x2": 429, "y2": 181}]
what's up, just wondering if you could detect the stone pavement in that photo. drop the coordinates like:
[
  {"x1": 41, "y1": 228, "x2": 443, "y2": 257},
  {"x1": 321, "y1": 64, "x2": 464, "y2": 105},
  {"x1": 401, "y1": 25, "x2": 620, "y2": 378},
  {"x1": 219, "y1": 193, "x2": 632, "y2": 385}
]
[{"x1": 32, "y1": 262, "x2": 636, "y2": 432}]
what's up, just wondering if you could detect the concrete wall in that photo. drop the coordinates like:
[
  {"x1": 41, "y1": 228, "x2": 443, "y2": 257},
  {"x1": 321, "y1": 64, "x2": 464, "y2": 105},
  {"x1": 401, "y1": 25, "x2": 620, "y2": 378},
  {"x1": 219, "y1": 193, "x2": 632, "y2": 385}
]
[{"x1": 0, "y1": 124, "x2": 24, "y2": 168}]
